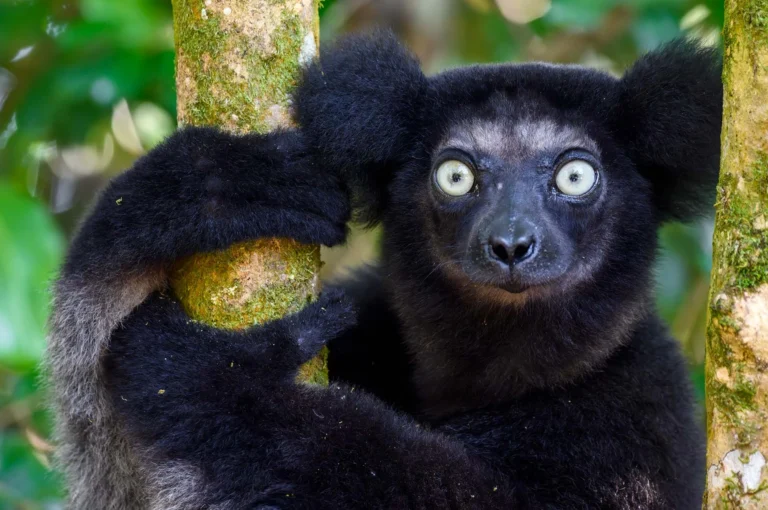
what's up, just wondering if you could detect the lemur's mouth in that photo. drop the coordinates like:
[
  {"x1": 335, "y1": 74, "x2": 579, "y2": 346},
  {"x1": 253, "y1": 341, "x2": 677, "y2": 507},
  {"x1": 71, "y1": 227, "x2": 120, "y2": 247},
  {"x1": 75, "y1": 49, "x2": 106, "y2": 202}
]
[
  {"x1": 452, "y1": 260, "x2": 544, "y2": 296},
  {"x1": 497, "y1": 278, "x2": 530, "y2": 294},
  {"x1": 459, "y1": 260, "x2": 571, "y2": 301}
]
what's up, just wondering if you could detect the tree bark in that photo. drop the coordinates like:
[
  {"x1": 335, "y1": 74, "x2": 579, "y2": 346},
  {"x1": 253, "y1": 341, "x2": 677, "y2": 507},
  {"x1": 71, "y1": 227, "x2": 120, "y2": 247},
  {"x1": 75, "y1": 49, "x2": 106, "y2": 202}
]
[
  {"x1": 704, "y1": 0, "x2": 768, "y2": 507},
  {"x1": 169, "y1": 0, "x2": 327, "y2": 384}
]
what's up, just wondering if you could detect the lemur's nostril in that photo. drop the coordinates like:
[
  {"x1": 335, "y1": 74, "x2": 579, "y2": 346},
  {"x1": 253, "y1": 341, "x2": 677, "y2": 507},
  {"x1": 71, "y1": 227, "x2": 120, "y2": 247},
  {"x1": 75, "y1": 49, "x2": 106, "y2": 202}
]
[
  {"x1": 491, "y1": 241, "x2": 510, "y2": 262},
  {"x1": 512, "y1": 239, "x2": 534, "y2": 262}
]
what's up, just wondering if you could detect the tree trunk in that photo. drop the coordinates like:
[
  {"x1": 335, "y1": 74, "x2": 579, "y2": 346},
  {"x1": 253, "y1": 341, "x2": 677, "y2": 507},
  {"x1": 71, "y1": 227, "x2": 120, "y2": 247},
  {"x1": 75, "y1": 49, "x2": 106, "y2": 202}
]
[
  {"x1": 704, "y1": 0, "x2": 768, "y2": 507},
  {"x1": 169, "y1": 0, "x2": 327, "y2": 384}
]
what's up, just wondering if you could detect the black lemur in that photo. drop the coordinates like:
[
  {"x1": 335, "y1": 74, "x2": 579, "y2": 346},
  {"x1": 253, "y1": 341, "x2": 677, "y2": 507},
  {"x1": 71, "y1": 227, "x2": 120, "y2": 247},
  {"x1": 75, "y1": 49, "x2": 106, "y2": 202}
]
[{"x1": 47, "y1": 32, "x2": 722, "y2": 509}]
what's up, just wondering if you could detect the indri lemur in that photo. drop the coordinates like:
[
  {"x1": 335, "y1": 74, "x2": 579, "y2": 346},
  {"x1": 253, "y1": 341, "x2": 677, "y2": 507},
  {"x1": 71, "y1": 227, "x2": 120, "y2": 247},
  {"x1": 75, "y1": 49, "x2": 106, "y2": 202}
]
[{"x1": 47, "y1": 32, "x2": 722, "y2": 509}]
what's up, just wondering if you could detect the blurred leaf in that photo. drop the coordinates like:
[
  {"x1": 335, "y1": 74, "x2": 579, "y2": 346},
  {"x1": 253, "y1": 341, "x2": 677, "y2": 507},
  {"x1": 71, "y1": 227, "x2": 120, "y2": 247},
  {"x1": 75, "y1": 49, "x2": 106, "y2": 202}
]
[
  {"x1": 656, "y1": 221, "x2": 711, "y2": 347},
  {"x1": 0, "y1": 368, "x2": 56, "y2": 444},
  {"x1": 0, "y1": 2, "x2": 48, "y2": 63},
  {"x1": 545, "y1": 0, "x2": 619, "y2": 29},
  {"x1": 319, "y1": 0, "x2": 339, "y2": 16},
  {"x1": 0, "y1": 429, "x2": 62, "y2": 507},
  {"x1": 77, "y1": 0, "x2": 173, "y2": 48},
  {"x1": 703, "y1": 0, "x2": 725, "y2": 28},
  {"x1": 631, "y1": 8, "x2": 681, "y2": 50},
  {"x1": 690, "y1": 363, "x2": 705, "y2": 403},
  {"x1": 496, "y1": 0, "x2": 551, "y2": 24},
  {"x1": 659, "y1": 222, "x2": 711, "y2": 274},
  {"x1": 0, "y1": 185, "x2": 64, "y2": 371},
  {"x1": 133, "y1": 102, "x2": 175, "y2": 150},
  {"x1": 455, "y1": 4, "x2": 522, "y2": 63},
  {"x1": 465, "y1": 0, "x2": 494, "y2": 13}
]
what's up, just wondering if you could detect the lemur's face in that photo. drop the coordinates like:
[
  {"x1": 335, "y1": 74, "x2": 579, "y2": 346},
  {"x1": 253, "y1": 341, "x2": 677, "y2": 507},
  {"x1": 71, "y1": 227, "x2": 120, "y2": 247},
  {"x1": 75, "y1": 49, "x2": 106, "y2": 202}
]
[
  {"x1": 417, "y1": 95, "x2": 648, "y2": 297},
  {"x1": 305, "y1": 41, "x2": 721, "y2": 305}
]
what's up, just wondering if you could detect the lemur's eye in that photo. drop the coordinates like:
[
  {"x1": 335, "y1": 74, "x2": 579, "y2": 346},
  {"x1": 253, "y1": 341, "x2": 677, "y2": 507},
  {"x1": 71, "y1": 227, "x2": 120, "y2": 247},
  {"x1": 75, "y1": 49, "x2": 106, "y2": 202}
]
[
  {"x1": 435, "y1": 160, "x2": 475, "y2": 196},
  {"x1": 555, "y1": 160, "x2": 596, "y2": 196}
]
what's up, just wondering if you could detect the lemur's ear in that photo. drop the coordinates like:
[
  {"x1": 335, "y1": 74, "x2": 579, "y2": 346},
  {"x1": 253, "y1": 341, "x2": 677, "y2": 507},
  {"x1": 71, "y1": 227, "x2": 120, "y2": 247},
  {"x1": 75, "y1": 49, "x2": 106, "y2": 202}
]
[
  {"x1": 616, "y1": 39, "x2": 723, "y2": 222},
  {"x1": 294, "y1": 31, "x2": 427, "y2": 225}
]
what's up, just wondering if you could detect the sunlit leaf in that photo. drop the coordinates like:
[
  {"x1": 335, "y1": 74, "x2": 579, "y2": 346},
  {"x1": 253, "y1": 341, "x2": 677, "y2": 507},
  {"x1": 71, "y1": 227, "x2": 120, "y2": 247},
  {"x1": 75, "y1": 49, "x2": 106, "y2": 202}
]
[
  {"x1": 496, "y1": 0, "x2": 551, "y2": 24},
  {"x1": 0, "y1": 186, "x2": 64, "y2": 371}
]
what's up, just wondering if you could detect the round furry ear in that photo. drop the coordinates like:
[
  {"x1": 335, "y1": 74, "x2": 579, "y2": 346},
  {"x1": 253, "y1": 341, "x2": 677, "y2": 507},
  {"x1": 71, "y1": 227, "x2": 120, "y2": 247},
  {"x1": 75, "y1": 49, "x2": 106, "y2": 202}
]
[
  {"x1": 293, "y1": 31, "x2": 427, "y2": 225},
  {"x1": 617, "y1": 39, "x2": 723, "y2": 223}
]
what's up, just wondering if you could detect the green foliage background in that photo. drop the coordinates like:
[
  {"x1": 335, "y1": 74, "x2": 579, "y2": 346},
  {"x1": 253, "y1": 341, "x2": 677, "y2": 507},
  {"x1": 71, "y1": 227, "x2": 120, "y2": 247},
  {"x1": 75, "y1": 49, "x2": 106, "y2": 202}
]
[{"x1": 0, "y1": 0, "x2": 723, "y2": 507}]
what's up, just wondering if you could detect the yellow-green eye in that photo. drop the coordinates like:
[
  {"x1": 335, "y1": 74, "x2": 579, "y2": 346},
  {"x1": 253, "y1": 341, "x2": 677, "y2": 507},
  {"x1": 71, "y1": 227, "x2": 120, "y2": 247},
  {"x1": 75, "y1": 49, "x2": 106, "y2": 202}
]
[
  {"x1": 555, "y1": 160, "x2": 596, "y2": 196},
  {"x1": 435, "y1": 160, "x2": 475, "y2": 196}
]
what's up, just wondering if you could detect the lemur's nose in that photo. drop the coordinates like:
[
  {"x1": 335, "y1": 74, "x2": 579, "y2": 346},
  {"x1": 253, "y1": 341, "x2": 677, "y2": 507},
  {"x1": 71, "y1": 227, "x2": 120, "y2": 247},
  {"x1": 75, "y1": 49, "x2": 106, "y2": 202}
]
[{"x1": 488, "y1": 233, "x2": 536, "y2": 266}]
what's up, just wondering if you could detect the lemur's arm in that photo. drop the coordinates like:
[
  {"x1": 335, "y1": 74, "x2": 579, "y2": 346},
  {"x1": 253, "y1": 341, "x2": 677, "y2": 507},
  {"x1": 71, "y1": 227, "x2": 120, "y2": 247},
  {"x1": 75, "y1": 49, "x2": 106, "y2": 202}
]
[
  {"x1": 46, "y1": 127, "x2": 349, "y2": 509},
  {"x1": 105, "y1": 291, "x2": 512, "y2": 509},
  {"x1": 49, "y1": 125, "x2": 511, "y2": 509}
]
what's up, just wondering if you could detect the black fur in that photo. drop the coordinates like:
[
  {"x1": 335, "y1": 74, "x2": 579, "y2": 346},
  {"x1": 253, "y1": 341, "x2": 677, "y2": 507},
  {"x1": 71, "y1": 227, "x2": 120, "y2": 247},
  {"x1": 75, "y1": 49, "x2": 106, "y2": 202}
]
[
  {"x1": 294, "y1": 31, "x2": 428, "y2": 224},
  {"x1": 616, "y1": 39, "x2": 722, "y2": 222},
  {"x1": 51, "y1": 32, "x2": 722, "y2": 509},
  {"x1": 106, "y1": 291, "x2": 510, "y2": 509},
  {"x1": 48, "y1": 126, "x2": 350, "y2": 509},
  {"x1": 65, "y1": 127, "x2": 349, "y2": 279}
]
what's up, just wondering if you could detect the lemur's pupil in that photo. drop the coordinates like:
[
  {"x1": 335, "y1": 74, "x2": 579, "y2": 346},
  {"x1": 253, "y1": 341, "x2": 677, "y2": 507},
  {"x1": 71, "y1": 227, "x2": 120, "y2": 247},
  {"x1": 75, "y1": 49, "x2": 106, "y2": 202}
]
[
  {"x1": 452, "y1": 173, "x2": 461, "y2": 183},
  {"x1": 569, "y1": 173, "x2": 580, "y2": 183}
]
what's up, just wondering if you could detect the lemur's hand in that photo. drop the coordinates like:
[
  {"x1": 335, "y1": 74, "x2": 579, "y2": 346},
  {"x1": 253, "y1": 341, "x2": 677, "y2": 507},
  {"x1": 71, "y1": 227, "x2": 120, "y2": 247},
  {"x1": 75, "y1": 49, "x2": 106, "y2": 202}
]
[
  {"x1": 106, "y1": 288, "x2": 357, "y2": 400},
  {"x1": 280, "y1": 288, "x2": 358, "y2": 366},
  {"x1": 64, "y1": 127, "x2": 350, "y2": 278}
]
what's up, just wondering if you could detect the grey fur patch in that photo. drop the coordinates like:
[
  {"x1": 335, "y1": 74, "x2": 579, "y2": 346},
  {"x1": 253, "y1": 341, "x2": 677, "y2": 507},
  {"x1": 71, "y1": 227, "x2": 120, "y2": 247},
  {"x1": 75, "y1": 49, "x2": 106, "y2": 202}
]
[
  {"x1": 45, "y1": 268, "x2": 167, "y2": 509},
  {"x1": 611, "y1": 470, "x2": 665, "y2": 509},
  {"x1": 439, "y1": 118, "x2": 600, "y2": 163},
  {"x1": 147, "y1": 461, "x2": 233, "y2": 510}
]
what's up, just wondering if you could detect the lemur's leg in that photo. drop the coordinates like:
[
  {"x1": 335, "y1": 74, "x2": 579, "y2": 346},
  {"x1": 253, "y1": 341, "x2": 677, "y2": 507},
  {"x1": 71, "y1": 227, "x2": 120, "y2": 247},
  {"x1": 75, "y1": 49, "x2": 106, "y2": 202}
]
[
  {"x1": 105, "y1": 290, "x2": 513, "y2": 510},
  {"x1": 47, "y1": 127, "x2": 349, "y2": 510}
]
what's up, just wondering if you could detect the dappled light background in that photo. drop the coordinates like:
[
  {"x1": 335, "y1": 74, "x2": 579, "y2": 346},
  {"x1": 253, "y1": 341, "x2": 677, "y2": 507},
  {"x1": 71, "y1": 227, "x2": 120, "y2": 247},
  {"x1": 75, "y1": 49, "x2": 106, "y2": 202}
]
[{"x1": 0, "y1": 0, "x2": 722, "y2": 506}]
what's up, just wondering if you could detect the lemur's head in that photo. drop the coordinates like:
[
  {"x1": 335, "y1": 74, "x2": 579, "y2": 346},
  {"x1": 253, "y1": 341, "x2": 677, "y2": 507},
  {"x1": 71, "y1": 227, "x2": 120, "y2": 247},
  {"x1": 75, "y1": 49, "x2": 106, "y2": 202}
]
[
  {"x1": 296, "y1": 32, "x2": 721, "y2": 306},
  {"x1": 296, "y1": 32, "x2": 721, "y2": 408},
  {"x1": 415, "y1": 88, "x2": 633, "y2": 299}
]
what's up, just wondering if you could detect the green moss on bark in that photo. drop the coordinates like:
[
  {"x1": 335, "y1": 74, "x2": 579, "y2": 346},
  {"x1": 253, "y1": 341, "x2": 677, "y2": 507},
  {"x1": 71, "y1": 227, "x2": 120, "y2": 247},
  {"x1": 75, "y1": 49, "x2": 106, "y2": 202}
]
[
  {"x1": 170, "y1": 239, "x2": 320, "y2": 329},
  {"x1": 172, "y1": 0, "x2": 313, "y2": 132},
  {"x1": 712, "y1": 155, "x2": 768, "y2": 291}
]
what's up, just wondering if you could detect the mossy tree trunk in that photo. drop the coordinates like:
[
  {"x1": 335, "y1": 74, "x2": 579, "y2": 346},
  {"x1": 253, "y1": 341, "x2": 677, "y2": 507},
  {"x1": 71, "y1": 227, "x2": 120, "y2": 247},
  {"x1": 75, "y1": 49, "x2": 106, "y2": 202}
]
[
  {"x1": 169, "y1": 0, "x2": 327, "y2": 384},
  {"x1": 704, "y1": 0, "x2": 768, "y2": 507}
]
